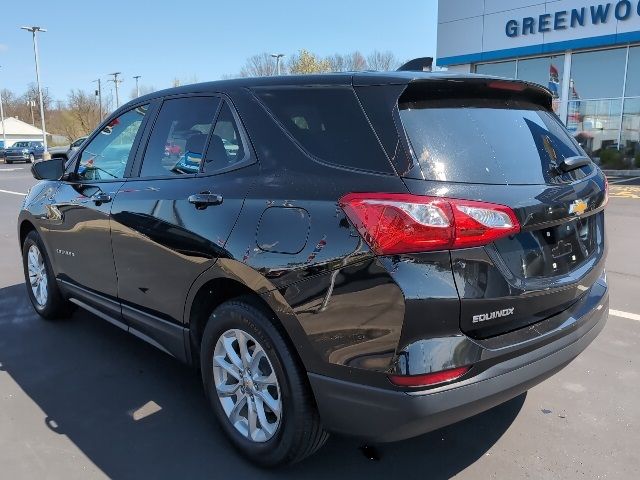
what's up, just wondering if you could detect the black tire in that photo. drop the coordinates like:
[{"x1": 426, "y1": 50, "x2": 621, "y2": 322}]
[
  {"x1": 5, "y1": 159, "x2": 11, "y2": 164},
  {"x1": 22, "y1": 230, "x2": 70, "y2": 320},
  {"x1": 28, "y1": 153, "x2": 35, "y2": 163},
  {"x1": 200, "y1": 296, "x2": 328, "y2": 467}
]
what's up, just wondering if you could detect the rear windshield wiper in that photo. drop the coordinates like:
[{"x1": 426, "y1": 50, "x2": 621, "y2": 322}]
[{"x1": 556, "y1": 155, "x2": 592, "y2": 173}]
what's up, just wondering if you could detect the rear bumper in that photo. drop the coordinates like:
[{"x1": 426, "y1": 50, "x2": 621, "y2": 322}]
[{"x1": 309, "y1": 281, "x2": 608, "y2": 442}]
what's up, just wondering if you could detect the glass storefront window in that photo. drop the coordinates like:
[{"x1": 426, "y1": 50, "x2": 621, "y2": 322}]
[
  {"x1": 476, "y1": 61, "x2": 516, "y2": 78},
  {"x1": 517, "y1": 55, "x2": 564, "y2": 113},
  {"x1": 625, "y1": 46, "x2": 640, "y2": 98},
  {"x1": 567, "y1": 99, "x2": 622, "y2": 162},
  {"x1": 570, "y1": 48, "x2": 627, "y2": 100},
  {"x1": 473, "y1": 45, "x2": 640, "y2": 169},
  {"x1": 622, "y1": 98, "x2": 640, "y2": 168}
]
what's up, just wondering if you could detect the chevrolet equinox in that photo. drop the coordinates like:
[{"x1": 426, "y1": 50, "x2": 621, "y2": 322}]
[{"x1": 18, "y1": 72, "x2": 609, "y2": 466}]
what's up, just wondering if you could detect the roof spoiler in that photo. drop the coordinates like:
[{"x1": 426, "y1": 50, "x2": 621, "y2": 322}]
[
  {"x1": 397, "y1": 57, "x2": 433, "y2": 72},
  {"x1": 399, "y1": 76, "x2": 553, "y2": 111}
]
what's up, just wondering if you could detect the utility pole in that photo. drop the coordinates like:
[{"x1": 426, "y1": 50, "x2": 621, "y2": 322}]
[
  {"x1": 107, "y1": 72, "x2": 122, "y2": 109},
  {"x1": 20, "y1": 26, "x2": 48, "y2": 150},
  {"x1": 93, "y1": 78, "x2": 103, "y2": 120},
  {"x1": 0, "y1": 66, "x2": 6, "y2": 148},
  {"x1": 133, "y1": 75, "x2": 141, "y2": 97},
  {"x1": 270, "y1": 53, "x2": 285, "y2": 75}
]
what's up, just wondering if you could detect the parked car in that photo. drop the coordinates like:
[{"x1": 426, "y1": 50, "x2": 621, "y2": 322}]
[
  {"x1": 3, "y1": 141, "x2": 45, "y2": 164},
  {"x1": 18, "y1": 72, "x2": 609, "y2": 467},
  {"x1": 49, "y1": 136, "x2": 88, "y2": 161}
]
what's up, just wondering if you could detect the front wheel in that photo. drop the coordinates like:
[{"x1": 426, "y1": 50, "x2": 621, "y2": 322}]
[
  {"x1": 200, "y1": 297, "x2": 328, "y2": 467},
  {"x1": 22, "y1": 230, "x2": 70, "y2": 319},
  {"x1": 28, "y1": 153, "x2": 35, "y2": 163}
]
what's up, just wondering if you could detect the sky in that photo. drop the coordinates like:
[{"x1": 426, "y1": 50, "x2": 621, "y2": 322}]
[{"x1": 0, "y1": 0, "x2": 438, "y2": 102}]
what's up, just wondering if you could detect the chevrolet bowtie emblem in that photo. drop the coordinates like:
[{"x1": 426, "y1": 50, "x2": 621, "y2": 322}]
[{"x1": 569, "y1": 199, "x2": 588, "y2": 216}]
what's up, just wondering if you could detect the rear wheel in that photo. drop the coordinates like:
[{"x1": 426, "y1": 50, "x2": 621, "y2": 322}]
[
  {"x1": 22, "y1": 230, "x2": 70, "y2": 319},
  {"x1": 4, "y1": 159, "x2": 11, "y2": 164},
  {"x1": 200, "y1": 297, "x2": 328, "y2": 467},
  {"x1": 28, "y1": 153, "x2": 35, "y2": 163}
]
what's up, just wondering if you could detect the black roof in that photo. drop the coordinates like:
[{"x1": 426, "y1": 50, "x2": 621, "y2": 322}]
[{"x1": 125, "y1": 70, "x2": 552, "y2": 112}]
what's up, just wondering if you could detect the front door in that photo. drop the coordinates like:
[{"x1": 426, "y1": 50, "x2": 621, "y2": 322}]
[
  {"x1": 110, "y1": 97, "x2": 257, "y2": 333},
  {"x1": 42, "y1": 104, "x2": 150, "y2": 306}
]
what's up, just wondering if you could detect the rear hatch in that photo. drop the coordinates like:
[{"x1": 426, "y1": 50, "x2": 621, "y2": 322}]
[{"x1": 394, "y1": 78, "x2": 607, "y2": 338}]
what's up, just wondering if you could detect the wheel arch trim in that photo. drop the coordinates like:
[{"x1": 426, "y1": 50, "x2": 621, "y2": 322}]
[{"x1": 182, "y1": 258, "x2": 321, "y2": 371}]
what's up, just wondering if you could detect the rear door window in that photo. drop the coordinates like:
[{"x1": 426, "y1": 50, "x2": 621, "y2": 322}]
[
  {"x1": 399, "y1": 99, "x2": 587, "y2": 185},
  {"x1": 139, "y1": 96, "x2": 221, "y2": 177},
  {"x1": 203, "y1": 101, "x2": 248, "y2": 173},
  {"x1": 255, "y1": 86, "x2": 393, "y2": 174}
]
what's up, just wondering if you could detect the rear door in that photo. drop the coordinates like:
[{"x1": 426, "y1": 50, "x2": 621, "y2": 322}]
[
  {"x1": 109, "y1": 95, "x2": 257, "y2": 346},
  {"x1": 395, "y1": 80, "x2": 607, "y2": 338}
]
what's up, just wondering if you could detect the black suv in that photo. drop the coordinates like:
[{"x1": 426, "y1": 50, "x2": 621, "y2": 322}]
[{"x1": 18, "y1": 72, "x2": 608, "y2": 467}]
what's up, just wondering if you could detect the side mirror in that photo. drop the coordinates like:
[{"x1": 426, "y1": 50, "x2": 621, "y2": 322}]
[{"x1": 31, "y1": 158, "x2": 65, "y2": 180}]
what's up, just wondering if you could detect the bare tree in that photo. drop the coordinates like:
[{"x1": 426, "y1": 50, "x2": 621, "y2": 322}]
[
  {"x1": 239, "y1": 53, "x2": 280, "y2": 77},
  {"x1": 343, "y1": 51, "x2": 368, "y2": 71},
  {"x1": 326, "y1": 53, "x2": 347, "y2": 72},
  {"x1": 367, "y1": 51, "x2": 401, "y2": 71}
]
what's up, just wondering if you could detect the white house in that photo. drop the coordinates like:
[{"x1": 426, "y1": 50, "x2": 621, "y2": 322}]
[{"x1": 0, "y1": 117, "x2": 48, "y2": 147}]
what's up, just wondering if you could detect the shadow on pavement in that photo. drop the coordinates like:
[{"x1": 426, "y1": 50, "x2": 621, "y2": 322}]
[{"x1": 0, "y1": 283, "x2": 525, "y2": 480}]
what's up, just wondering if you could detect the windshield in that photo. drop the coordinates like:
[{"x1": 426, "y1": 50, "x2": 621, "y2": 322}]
[{"x1": 399, "y1": 99, "x2": 590, "y2": 185}]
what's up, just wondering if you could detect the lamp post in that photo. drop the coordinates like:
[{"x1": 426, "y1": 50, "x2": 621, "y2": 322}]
[
  {"x1": 133, "y1": 75, "x2": 141, "y2": 97},
  {"x1": 270, "y1": 53, "x2": 285, "y2": 75},
  {"x1": 0, "y1": 66, "x2": 6, "y2": 149},
  {"x1": 20, "y1": 26, "x2": 48, "y2": 150}
]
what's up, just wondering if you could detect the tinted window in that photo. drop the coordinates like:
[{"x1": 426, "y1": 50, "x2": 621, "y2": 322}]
[
  {"x1": 78, "y1": 105, "x2": 148, "y2": 180},
  {"x1": 625, "y1": 46, "x2": 640, "y2": 98},
  {"x1": 203, "y1": 101, "x2": 246, "y2": 172},
  {"x1": 570, "y1": 48, "x2": 626, "y2": 99},
  {"x1": 140, "y1": 96, "x2": 220, "y2": 177},
  {"x1": 476, "y1": 61, "x2": 516, "y2": 78},
  {"x1": 517, "y1": 55, "x2": 564, "y2": 113},
  {"x1": 399, "y1": 99, "x2": 585, "y2": 185},
  {"x1": 255, "y1": 87, "x2": 393, "y2": 173}
]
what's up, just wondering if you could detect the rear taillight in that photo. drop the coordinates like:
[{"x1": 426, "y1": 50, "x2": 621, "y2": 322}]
[
  {"x1": 388, "y1": 366, "x2": 471, "y2": 388},
  {"x1": 339, "y1": 193, "x2": 520, "y2": 255}
]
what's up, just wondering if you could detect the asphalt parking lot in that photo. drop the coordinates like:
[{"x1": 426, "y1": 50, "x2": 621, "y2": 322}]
[{"x1": 0, "y1": 163, "x2": 638, "y2": 479}]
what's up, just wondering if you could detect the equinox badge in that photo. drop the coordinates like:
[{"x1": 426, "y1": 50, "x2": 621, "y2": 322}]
[{"x1": 473, "y1": 308, "x2": 515, "y2": 323}]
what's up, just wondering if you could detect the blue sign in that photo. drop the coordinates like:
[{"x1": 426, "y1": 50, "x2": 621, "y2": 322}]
[{"x1": 506, "y1": 1, "x2": 640, "y2": 37}]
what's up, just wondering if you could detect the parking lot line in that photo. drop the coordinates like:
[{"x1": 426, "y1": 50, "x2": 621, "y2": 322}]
[
  {"x1": 610, "y1": 309, "x2": 640, "y2": 322},
  {"x1": 610, "y1": 177, "x2": 640, "y2": 185},
  {"x1": 0, "y1": 189, "x2": 27, "y2": 196}
]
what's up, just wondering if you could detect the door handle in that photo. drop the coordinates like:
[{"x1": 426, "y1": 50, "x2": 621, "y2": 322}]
[
  {"x1": 92, "y1": 192, "x2": 112, "y2": 205},
  {"x1": 188, "y1": 192, "x2": 223, "y2": 209}
]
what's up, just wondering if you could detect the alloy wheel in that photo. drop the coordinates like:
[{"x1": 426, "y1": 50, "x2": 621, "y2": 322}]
[
  {"x1": 27, "y1": 244, "x2": 48, "y2": 307},
  {"x1": 213, "y1": 328, "x2": 282, "y2": 442}
]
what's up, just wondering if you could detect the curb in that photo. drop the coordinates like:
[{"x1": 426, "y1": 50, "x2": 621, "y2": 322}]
[{"x1": 602, "y1": 169, "x2": 640, "y2": 177}]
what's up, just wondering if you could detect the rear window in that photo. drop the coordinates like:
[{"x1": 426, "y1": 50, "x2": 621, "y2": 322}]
[
  {"x1": 399, "y1": 98, "x2": 588, "y2": 185},
  {"x1": 255, "y1": 86, "x2": 393, "y2": 174}
]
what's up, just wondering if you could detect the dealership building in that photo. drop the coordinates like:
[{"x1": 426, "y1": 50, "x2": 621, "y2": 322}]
[{"x1": 437, "y1": 0, "x2": 640, "y2": 165}]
